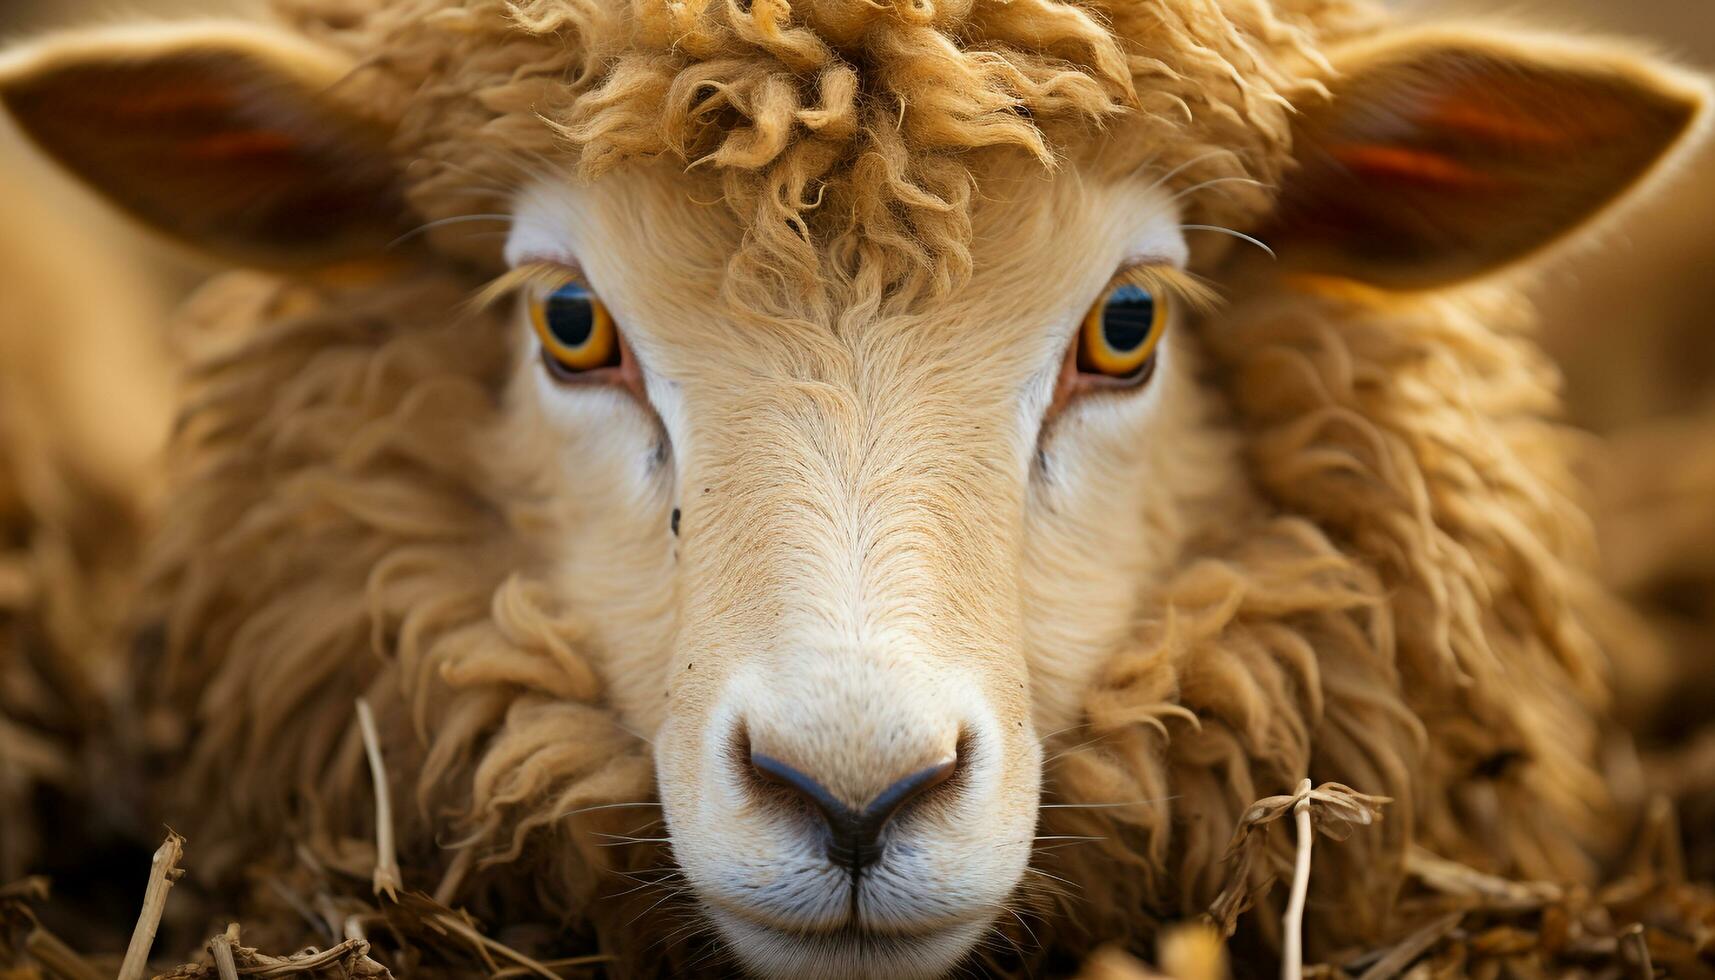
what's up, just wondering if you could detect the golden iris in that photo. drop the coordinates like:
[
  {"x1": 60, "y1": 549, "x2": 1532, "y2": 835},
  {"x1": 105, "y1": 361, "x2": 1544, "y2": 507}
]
[
  {"x1": 530, "y1": 281, "x2": 619, "y2": 374},
  {"x1": 1078, "y1": 284, "x2": 1167, "y2": 379}
]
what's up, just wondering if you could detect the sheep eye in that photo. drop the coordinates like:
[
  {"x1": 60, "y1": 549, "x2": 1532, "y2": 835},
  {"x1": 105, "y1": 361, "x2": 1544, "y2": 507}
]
[
  {"x1": 1077, "y1": 284, "x2": 1166, "y2": 383},
  {"x1": 530, "y1": 282, "x2": 621, "y2": 378}
]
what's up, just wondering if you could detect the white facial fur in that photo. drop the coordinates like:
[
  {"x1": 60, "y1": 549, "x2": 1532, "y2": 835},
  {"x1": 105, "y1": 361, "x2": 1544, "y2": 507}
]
[{"x1": 500, "y1": 159, "x2": 1240, "y2": 978}]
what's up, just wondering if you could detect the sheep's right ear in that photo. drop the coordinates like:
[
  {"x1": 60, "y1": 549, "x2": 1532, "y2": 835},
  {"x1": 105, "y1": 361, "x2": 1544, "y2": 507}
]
[{"x1": 0, "y1": 23, "x2": 407, "y2": 267}]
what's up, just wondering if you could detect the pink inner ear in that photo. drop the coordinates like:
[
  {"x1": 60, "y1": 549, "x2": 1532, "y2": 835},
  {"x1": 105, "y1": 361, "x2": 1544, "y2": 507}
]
[
  {"x1": 1415, "y1": 100, "x2": 1568, "y2": 146},
  {"x1": 1327, "y1": 144, "x2": 1501, "y2": 192},
  {"x1": 182, "y1": 131, "x2": 302, "y2": 162}
]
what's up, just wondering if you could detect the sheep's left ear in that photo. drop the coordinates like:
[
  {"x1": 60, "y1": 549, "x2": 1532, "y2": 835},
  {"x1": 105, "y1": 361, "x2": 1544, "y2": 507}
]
[
  {"x1": 1269, "y1": 29, "x2": 1710, "y2": 289},
  {"x1": 0, "y1": 23, "x2": 407, "y2": 267}
]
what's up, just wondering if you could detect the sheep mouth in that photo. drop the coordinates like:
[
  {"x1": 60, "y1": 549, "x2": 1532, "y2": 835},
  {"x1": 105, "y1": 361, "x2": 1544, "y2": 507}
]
[{"x1": 710, "y1": 908, "x2": 991, "y2": 979}]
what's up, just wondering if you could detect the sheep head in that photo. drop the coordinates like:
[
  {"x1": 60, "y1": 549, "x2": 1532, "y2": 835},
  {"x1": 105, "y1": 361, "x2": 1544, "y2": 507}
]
[{"x1": 2, "y1": 2, "x2": 1707, "y2": 976}]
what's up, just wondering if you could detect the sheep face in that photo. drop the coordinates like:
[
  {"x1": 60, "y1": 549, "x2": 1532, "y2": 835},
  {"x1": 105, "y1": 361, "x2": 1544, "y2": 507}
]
[
  {"x1": 2, "y1": 7, "x2": 1708, "y2": 977},
  {"x1": 499, "y1": 154, "x2": 1228, "y2": 976}
]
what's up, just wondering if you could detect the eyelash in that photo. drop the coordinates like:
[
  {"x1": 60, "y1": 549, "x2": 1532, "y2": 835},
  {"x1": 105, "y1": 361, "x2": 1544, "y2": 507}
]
[
  {"x1": 1105, "y1": 262, "x2": 1218, "y2": 313},
  {"x1": 476, "y1": 260, "x2": 586, "y2": 310}
]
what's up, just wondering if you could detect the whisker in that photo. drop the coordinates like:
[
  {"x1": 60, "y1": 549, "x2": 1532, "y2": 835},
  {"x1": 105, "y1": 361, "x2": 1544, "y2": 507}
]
[
  {"x1": 626, "y1": 886, "x2": 692, "y2": 928},
  {"x1": 1036, "y1": 722, "x2": 1090, "y2": 743},
  {"x1": 557, "y1": 800, "x2": 663, "y2": 819},
  {"x1": 1043, "y1": 733, "x2": 1117, "y2": 765},
  {"x1": 990, "y1": 834, "x2": 1106, "y2": 849},
  {"x1": 602, "y1": 869, "x2": 686, "y2": 897},
  {"x1": 603, "y1": 816, "x2": 668, "y2": 840},
  {"x1": 622, "y1": 870, "x2": 684, "y2": 883},
  {"x1": 387, "y1": 213, "x2": 514, "y2": 250},
  {"x1": 1032, "y1": 839, "x2": 1106, "y2": 854},
  {"x1": 614, "y1": 722, "x2": 657, "y2": 747},
  {"x1": 1038, "y1": 796, "x2": 1178, "y2": 809},
  {"x1": 607, "y1": 871, "x2": 679, "y2": 885},
  {"x1": 973, "y1": 927, "x2": 1028, "y2": 968},
  {"x1": 648, "y1": 911, "x2": 715, "y2": 954},
  {"x1": 603, "y1": 877, "x2": 684, "y2": 900},
  {"x1": 1168, "y1": 175, "x2": 1270, "y2": 206},
  {"x1": 428, "y1": 159, "x2": 522, "y2": 197},
  {"x1": 677, "y1": 930, "x2": 735, "y2": 974},
  {"x1": 1181, "y1": 224, "x2": 1276, "y2": 260},
  {"x1": 1025, "y1": 866, "x2": 1082, "y2": 891},
  {"x1": 998, "y1": 903, "x2": 1042, "y2": 952},
  {"x1": 1134, "y1": 149, "x2": 1231, "y2": 193}
]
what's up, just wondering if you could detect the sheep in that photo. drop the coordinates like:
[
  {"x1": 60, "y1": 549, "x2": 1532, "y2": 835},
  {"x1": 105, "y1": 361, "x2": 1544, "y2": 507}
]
[{"x1": 0, "y1": 0, "x2": 1707, "y2": 975}]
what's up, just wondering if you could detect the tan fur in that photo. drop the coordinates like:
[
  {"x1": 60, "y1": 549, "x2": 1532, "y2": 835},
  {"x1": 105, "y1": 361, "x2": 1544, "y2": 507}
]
[
  {"x1": 266, "y1": 0, "x2": 1374, "y2": 293},
  {"x1": 1, "y1": 0, "x2": 1709, "y2": 975}
]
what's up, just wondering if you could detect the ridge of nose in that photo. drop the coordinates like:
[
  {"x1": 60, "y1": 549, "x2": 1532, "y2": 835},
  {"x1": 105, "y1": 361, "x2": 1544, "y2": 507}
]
[{"x1": 749, "y1": 750, "x2": 959, "y2": 875}]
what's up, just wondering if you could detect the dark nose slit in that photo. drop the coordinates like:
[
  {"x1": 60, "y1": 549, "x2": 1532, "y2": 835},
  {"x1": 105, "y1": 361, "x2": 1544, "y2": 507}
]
[{"x1": 749, "y1": 752, "x2": 959, "y2": 877}]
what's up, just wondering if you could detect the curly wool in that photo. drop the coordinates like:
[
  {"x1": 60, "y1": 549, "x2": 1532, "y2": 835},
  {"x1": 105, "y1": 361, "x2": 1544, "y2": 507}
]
[
  {"x1": 1037, "y1": 278, "x2": 1616, "y2": 957},
  {"x1": 135, "y1": 269, "x2": 687, "y2": 960},
  {"x1": 272, "y1": 0, "x2": 1375, "y2": 298},
  {"x1": 138, "y1": 268, "x2": 1620, "y2": 969},
  {"x1": 124, "y1": 0, "x2": 1622, "y2": 972}
]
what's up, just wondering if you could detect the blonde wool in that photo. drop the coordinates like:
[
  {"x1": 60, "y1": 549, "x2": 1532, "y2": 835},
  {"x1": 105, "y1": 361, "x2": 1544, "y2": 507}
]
[
  {"x1": 138, "y1": 274, "x2": 1617, "y2": 966},
  {"x1": 127, "y1": 0, "x2": 1623, "y2": 971},
  {"x1": 1038, "y1": 279, "x2": 1614, "y2": 956},
  {"x1": 273, "y1": 0, "x2": 1376, "y2": 299}
]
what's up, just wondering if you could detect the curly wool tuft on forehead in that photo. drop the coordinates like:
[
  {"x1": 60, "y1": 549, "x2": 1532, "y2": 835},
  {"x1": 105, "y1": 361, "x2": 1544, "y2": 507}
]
[{"x1": 276, "y1": 0, "x2": 1379, "y2": 296}]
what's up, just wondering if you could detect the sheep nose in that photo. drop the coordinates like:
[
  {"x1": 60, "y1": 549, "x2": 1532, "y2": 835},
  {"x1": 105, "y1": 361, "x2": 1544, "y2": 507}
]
[{"x1": 748, "y1": 749, "x2": 959, "y2": 874}]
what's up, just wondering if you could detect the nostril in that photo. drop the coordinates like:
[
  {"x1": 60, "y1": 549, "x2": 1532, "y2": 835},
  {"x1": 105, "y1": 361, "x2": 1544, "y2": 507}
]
[
  {"x1": 748, "y1": 751, "x2": 847, "y2": 826},
  {"x1": 747, "y1": 745, "x2": 960, "y2": 875},
  {"x1": 862, "y1": 756, "x2": 959, "y2": 831}
]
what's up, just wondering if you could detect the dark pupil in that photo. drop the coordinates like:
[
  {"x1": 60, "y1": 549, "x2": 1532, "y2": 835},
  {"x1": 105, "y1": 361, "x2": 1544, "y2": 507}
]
[
  {"x1": 545, "y1": 286, "x2": 594, "y2": 347},
  {"x1": 1101, "y1": 285, "x2": 1156, "y2": 352}
]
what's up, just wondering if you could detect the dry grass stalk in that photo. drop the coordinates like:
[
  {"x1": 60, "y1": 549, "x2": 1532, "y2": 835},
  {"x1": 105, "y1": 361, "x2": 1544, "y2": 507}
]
[
  {"x1": 489, "y1": 954, "x2": 616, "y2": 978},
  {"x1": 241, "y1": 938, "x2": 390, "y2": 977},
  {"x1": 117, "y1": 830, "x2": 184, "y2": 980},
  {"x1": 188, "y1": 938, "x2": 392, "y2": 978},
  {"x1": 1333, "y1": 824, "x2": 1715, "y2": 978},
  {"x1": 1403, "y1": 847, "x2": 1562, "y2": 912},
  {"x1": 1353, "y1": 912, "x2": 1462, "y2": 980},
  {"x1": 355, "y1": 698, "x2": 402, "y2": 901},
  {"x1": 1207, "y1": 782, "x2": 1391, "y2": 939},
  {"x1": 0, "y1": 877, "x2": 102, "y2": 980},
  {"x1": 423, "y1": 908, "x2": 565, "y2": 979},
  {"x1": 1627, "y1": 795, "x2": 1687, "y2": 885},
  {"x1": 1621, "y1": 923, "x2": 1654, "y2": 980},
  {"x1": 24, "y1": 924, "x2": 106, "y2": 980},
  {"x1": 430, "y1": 843, "x2": 473, "y2": 907},
  {"x1": 1282, "y1": 779, "x2": 1314, "y2": 980},
  {"x1": 209, "y1": 923, "x2": 240, "y2": 980},
  {"x1": 0, "y1": 877, "x2": 50, "y2": 905}
]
